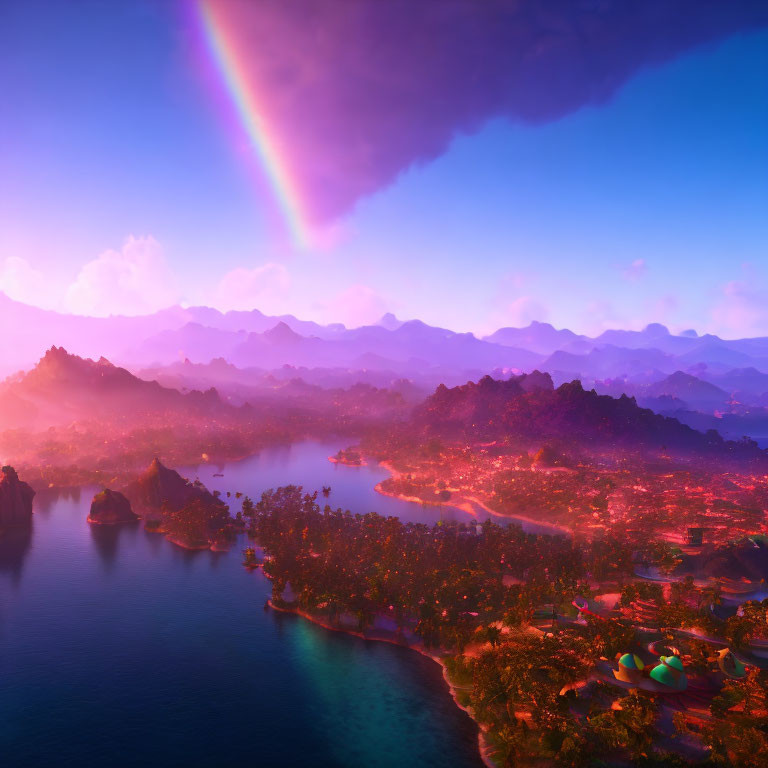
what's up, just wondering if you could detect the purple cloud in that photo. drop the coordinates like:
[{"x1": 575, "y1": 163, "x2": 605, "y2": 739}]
[{"x1": 209, "y1": 0, "x2": 768, "y2": 222}]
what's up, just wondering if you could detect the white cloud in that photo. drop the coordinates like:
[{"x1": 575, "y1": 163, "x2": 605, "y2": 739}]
[
  {"x1": 712, "y1": 280, "x2": 768, "y2": 338},
  {"x1": 649, "y1": 294, "x2": 678, "y2": 323},
  {"x1": 326, "y1": 284, "x2": 388, "y2": 328},
  {"x1": 581, "y1": 300, "x2": 625, "y2": 335},
  {"x1": 65, "y1": 236, "x2": 180, "y2": 316},
  {"x1": 503, "y1": 296, "x2": 548, "y2": 327},
  {"x1": 0, "y1": 256, "x2": 53, "y2": 307},
  {"x1": 622, "y1": 258, "x2": 647, "y2": 281},
  {"x1": 212, "y1": 262, "x2": 291, "y2": 313},
  {"x1": 309, "y1": 219, "x2": 356, "y2": 252}
]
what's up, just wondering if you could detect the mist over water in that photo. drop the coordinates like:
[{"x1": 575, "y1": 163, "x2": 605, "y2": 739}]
[{"x1": 0, "y1": 442, "x2": 485, "y2": 768}]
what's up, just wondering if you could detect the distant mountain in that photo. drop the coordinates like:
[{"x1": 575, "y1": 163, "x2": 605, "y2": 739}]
[
  {"x1": 377, "y1": 312, "x2": 404, "y2": 331},
  {"x1": 0, "y1": 293, "x2": 347, "y2": 374},
  {"x1": 6, "y1": 291, "x2": 768, "y2": 389},
  {"x1": 543, "y1": 345, "x2": 674, "y2": 381},
  {"x1": 182, "y1": 306, "x2": 346, "y2": 339},
  {"x1": 700, "y1": 367, "x2": 768, "y2": 398},
  {"x1": 413, "y1": 373, "x2": 765, "y2": 463},
  {"x1": 0, "y1": 348, "x2": 421, "y2": 445},
  {"x1": 132, "y1": 323, "x2": 248, "y2": 364},
  {"x1": 0, "y1": 346, "x2": 227, "y2": 429},
  {"x1": 595, "y1": 323, "x2": 698, "y2": 355},
  {"x1": 166, "y1": 317, "x2": 547, "y2": 375},
  {"x1": 675, "y1": 339, "x2": 756, "y2": 369},
  {"x1": 139, "y1": 357, "x2": 429, "y2": 408},
  {"x1": 484, "y1": 321, "x2": 584, "y2": 355},
  {"x1": 645, "y1": 371, "x2": 730, "y2": 410}
]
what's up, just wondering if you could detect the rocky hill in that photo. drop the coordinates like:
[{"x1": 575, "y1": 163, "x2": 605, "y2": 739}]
[
  {"x1": 0, "y1": 346, "x2": 228, "y2": 429},
  {"x1": 122, "y1": 458, "x2": 224, "y2": 517},
  {"x1": 413, "y1": 373, "x2": 766, "y2": 462},
  {"x1": 87, "y1": 488, "x2": 138, "y2": 525},
  {"x1": 0, "y1": 466, "x2": 35, "y2": 527}
]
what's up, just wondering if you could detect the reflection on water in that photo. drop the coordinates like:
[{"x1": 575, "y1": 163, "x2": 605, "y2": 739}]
[
  {"x1": 0, "y1": 441, "x2": 486, "y2": 768},
  {"x1": 182, "y1": 438, "x2": 566, "y2": 536},
  {"x1": 0, "y1": 524, "x2": 32, "y2": 584},
  {"x1": 89, "y1": 521, "x2": 139, "y2": 571}
]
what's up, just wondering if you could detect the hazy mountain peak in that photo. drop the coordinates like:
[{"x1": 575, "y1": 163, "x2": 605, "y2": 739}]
[
  {"x1": 483, "y1": 321, "x2": 579, "y2": 355},
  {"x1": 377, "y1": 312, "x2": 403, "y2": 331},
  {"x1": 264, "y1": 321, "x2": 304, "y2": 344}
]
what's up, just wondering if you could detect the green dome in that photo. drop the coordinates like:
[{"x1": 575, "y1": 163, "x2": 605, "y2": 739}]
[
  {"x1": 664, "y1": 655, "x2": 684, "y2": 672},
  {"x1": 619, "y1": 653, "x2": 644, "y2": 670},
  {"x1": 650, "y1": 664, "x2": 676, "y2": 687},
  {"x1": 650, "y1": 657, "x2": 687, "y2": 690},
  {"x1": 718, "y1": 649, "x2": 747, "y2": 679}
]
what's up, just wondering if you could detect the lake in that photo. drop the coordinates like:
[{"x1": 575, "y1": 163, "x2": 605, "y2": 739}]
[
  {"x1": 183, "y1": 438, "x2": 566, "y2": 536},
  {"x1": 0, "y1": 441, "x2": 490, "y2": 768}
]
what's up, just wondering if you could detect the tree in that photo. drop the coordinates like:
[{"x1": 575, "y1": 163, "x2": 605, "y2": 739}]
[
  {"x1": 590, "y1": 691, "x2": 658, "y2": 758},
  {"x1": 677, "y1": 668, "x2": 768, "y2": 767},
  {"x1": 584, "y1": 614, "x2": 635, "y2": 658},
  {"x1": 484, "y1": 624, "x2": 502, "y2": 647},
  {"x1": 163, "y1": 498, "x2": 229, "y2": 547}
]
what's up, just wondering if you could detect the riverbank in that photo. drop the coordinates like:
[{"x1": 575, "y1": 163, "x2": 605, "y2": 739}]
[
  {"x1": 267, "y1": 599, "x2": 498, "y2": 768},
  {"x1": 328, "y1": 455, "x2": 369, "y2": 467},
  {"x1": 375, "y1": 460, "x2": 572, "y2": 537},
  {"x1": 142, "y1": 523, "x2": 230, "y2": 552},
  {"x1": 7, "y1": 482, "x2": 490, "y2": 768}
]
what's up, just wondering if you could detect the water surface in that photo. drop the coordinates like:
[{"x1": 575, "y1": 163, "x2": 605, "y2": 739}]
[
  {"x1": 185, "y1": 438, "x2": 564, "y2": 536},
  {"x1": 0, "y1": 442, "x2": 488, "y2": 768}
]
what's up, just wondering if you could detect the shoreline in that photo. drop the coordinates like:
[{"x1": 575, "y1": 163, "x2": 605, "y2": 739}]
[
  {"x1": 268, "y1": 600, "x2": 497, "y2": 768},
  {"x1": 375, "y1": 460, "x2": 572, "y2": 537},
  {"x1": 164, "y1": 535, "x2": 213, "y2": 551},
  {"x1": 143, "y1": 524, "x2": 226, "y2": 552},
  {"x1": 328, "y1": 455, "x2": 369, "y2": 467}
]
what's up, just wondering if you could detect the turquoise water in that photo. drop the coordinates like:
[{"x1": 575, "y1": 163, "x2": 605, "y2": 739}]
[{"x1": 0, "y1": 442, "x2": 486, "y2": 768}]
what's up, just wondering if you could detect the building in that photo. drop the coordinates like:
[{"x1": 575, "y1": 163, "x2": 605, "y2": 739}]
[
  {"x1": 614, "y1": 653, "x2": 645, "y2": 684},
  {"x1": 649, "y1": 655, "x2": 687, "y2": 690}
]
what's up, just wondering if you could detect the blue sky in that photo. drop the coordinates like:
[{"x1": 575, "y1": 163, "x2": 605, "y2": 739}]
[{"x1": 0, "y1": 1, "x2": 766, "y2": 336}]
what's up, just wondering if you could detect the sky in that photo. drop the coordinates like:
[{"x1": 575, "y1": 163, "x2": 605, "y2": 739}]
[{"x1": 0, "y1": 0, "x2": 766, "y2": 337}]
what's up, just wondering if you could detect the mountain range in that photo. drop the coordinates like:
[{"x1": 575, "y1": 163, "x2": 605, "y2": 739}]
[
  {"x1": 7, "y1": 292, "x2": 768, "y2": 442},
  {"x1": 4, "y1": 292, "x2": 768, "y2": 378},
  {"x1": 0, "y1": 346, "x2": 230, "y2": 430},
  {"x1": 412, "y1": 373, "x2": 765, "y2": 464}
]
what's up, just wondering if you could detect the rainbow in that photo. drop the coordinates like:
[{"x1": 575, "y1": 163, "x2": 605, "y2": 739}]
[{"x1": 197, "y1": 0, "x2": 311, "y2": 249}]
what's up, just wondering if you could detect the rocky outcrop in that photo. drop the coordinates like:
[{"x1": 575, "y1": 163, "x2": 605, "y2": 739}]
[
  {"x1": 122, "y1": 458, "x2": 230, "y2": 550},
  {"x1": 123, "y1": 458, "x2": 222, "y2": 516},
  {"x1": 0, "y1": 465, "x2": 35, "y2": 528},
  {"x1": 87, "y1": 488, "x2": 138, "y2": 525}
]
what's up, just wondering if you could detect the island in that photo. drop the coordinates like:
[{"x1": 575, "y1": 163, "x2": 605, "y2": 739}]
[
  {"x1": 329, "y1": 447, "x2": 366, "y2": 466},
  {"x1": 87, "y1": 488, "x2": 138, "y2": 525},
  {"x1": 123, "y1": 458, "x2": 233, "y2": 550},
  {"x1": 0, "y1": 465, "x2": 35, "y2": 529}
]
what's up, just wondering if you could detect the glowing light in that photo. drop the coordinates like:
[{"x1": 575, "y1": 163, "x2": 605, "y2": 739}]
[{"x1": 197, "y1": 1, "x2": 311, "y2": 249}]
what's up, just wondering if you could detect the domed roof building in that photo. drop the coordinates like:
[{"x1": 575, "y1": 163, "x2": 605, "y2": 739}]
[
  {"x1": 650, "y1": 655, "x2": 687, "y2": 690},
  {"x1": 717, "y1": 648, "x2": 747, "y2": 680},
  {"x1": 614, "y1": 653, "x2": 645, "y2": 684}
]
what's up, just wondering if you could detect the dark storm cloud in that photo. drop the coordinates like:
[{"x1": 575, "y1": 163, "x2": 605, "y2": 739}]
[{"x1": 213, "y1": 0, "x2": 768, "y2": 221}]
